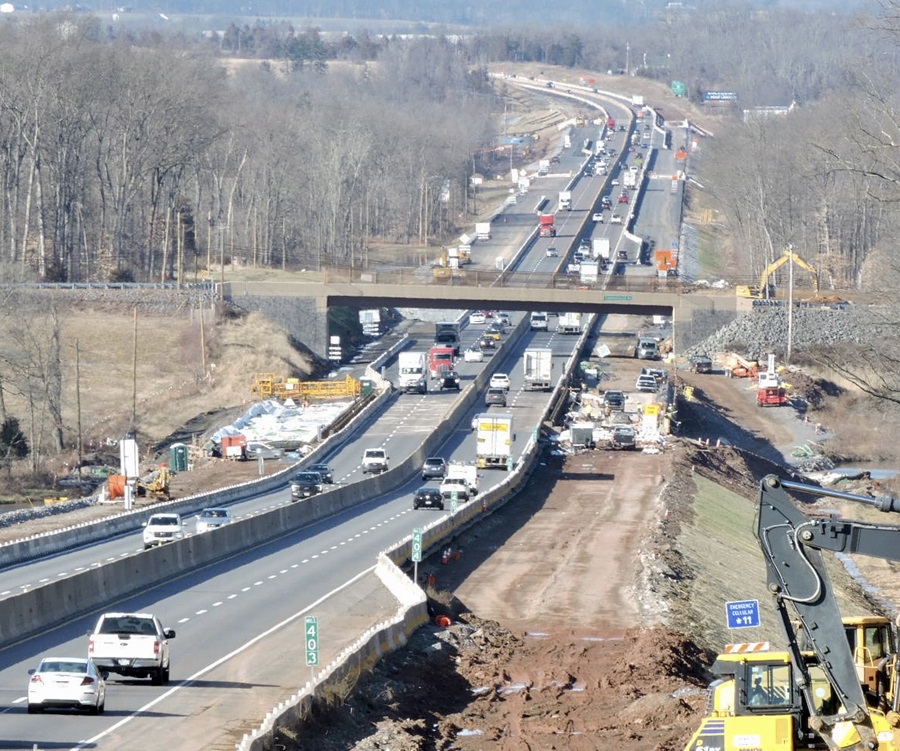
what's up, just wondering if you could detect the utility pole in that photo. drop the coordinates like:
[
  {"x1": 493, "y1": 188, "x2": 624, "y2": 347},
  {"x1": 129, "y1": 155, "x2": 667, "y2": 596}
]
[
  {"x1": 75, "y1": 340, "x2": 82, "y2": 477},
  {"x1": 787, "y1": 245, "x2": 795, "y2": 363}
]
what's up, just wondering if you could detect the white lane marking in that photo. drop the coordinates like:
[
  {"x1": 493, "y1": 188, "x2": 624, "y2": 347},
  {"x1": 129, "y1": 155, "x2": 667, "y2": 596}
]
[
  {"x1": 66, "y1": 566, "x2": 378, "y2": 751},
  {"x1": 195, "y1": 610, "x2": 208, "y2": 615}
]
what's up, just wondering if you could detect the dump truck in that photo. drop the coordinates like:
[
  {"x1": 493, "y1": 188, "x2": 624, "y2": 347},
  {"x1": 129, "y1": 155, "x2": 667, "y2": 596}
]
[
  {"x1": 523, "y1": 348, "x2": 553, "y2": 391},
  {"x1": 538, "y1": 214, "x2": 556, "y2": 237},
  {"x1": 475, "y1": 413, "x2": 514, "y2": 469},
  {"x1": 434, "y1": 321, "x2": 461, "y2": 355},
  {"x1": 557, "y1": 312, "x2": 582, "y2": 334},
  {"x1": 397, "y1": 351, "x2": 427, "y2": 394}
]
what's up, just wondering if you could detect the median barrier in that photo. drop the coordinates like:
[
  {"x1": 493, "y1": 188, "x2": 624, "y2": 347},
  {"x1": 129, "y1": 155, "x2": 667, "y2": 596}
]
[
  {"x1": 0, "y1": 312, "x2": 534, "y2": 643},
  {"x1": 0, "y1": 378, "x2": 400, "y2": 567},
  {"x1": 237, "y1": 554, "x2": 428, "y2": 751}
]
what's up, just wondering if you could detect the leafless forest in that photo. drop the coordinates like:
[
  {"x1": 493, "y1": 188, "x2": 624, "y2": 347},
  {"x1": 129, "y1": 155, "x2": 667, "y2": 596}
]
[{"x1": 0, "y1": 4, "x2": 898, "y2": 288}]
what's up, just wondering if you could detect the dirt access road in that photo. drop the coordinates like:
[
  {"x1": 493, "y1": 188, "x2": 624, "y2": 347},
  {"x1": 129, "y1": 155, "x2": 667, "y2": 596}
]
[{"x1": 283, "y1": 363, "x2": 885, "y2": 751}]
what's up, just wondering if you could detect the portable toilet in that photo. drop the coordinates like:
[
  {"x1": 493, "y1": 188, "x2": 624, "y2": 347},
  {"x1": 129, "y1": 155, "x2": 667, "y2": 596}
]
[{"x1": 170, "y1": 443, "x2": 189, "y2": 472}]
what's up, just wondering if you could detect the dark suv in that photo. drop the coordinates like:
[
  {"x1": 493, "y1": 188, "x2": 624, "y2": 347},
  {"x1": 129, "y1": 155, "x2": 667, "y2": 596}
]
[
  {"x1": 307, "y1": 463, "x2": 334, "y2": 483},
  {"x1": 291, "y1": 471, "x2": 324, "y2": 501},
  {"x1": 422, "y1": 457, "x2": 448, "y2": 481},
  {"x1": 414, "y1": 487, "x2": 444, "y2": 510},
  {"x1": 439, "y1": 370, "x2": 461, "y2": 391}
]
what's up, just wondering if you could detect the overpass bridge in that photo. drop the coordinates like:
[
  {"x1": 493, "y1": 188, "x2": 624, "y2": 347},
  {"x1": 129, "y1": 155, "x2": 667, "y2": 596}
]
[{"x1": 221, "y1": 267, "x2": 741, "y2": 359}]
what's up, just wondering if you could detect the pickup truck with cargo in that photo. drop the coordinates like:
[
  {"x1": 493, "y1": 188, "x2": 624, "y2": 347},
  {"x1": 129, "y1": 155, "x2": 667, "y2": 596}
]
[
  {"x1": 397, "y1": 351, "x2": 427, "y2": 394},
  {"x1": 88, "y1": 612, "x2": 176, "y2": 685},
  {"x1": 475, "y1": 413, "x2": 514, "y2": 469},
  {"x1": 523, "y1": 348, "x2": 553, "y2": 391},
  {"x1": 445, "y1": 462, "x2": 479, "y2": 494}
]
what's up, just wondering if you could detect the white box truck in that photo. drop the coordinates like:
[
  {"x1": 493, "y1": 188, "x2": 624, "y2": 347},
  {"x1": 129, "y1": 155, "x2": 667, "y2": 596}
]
[
  {"x1": 592, "y1": 237, "x2": 610, "y2": 260},
  {"x1": 558, "y1": 190, "x2": 572, "y2": 210},
  {"x1": 623, "y1": 169, "x2": 638, "y2": 189},
  {"x1": 398, "y1": 351, "x2": 427, "y2": 394},
  {"x1": 475, "y1": 413, "x2": 514, "y2": 469},
  {"x1": 475, "y1": 222, "x2": 492, "y2": 241},
  {"x1": 446, "y1": 461, "x2": 479, "y2": 494},
  {"x1": 523, "y1": 348, "x2": 553, "y2": 391},
  {"x1": 580, "y1": 260, "x2": 600, "y2": 285},
  {"x1": 557, "y1": 312, "x2": 582, "y2": 334}
]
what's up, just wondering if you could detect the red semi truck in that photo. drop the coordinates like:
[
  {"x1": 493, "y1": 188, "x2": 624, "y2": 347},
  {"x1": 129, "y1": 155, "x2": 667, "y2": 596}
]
[
  {"x1": 428, "y1": 345, "x2": 456, "y2": 379},
  {"x1": 538, "y1": 214, "x2": 556, "y2": 237}
]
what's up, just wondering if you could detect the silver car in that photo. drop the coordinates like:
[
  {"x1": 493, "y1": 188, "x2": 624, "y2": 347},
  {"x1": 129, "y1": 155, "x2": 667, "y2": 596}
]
[{"x1": 196, "y1": 507, "x2": 232, "y2": 533}]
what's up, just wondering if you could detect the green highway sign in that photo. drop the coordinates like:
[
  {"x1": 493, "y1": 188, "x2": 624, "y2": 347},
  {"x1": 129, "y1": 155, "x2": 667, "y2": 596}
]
[
  {"x1": 603, "y1": 294, "x2": 633, "y2": 301},
  {"x1": 412, "y1": 527, "x2": 423, "y2": 563},
  {"x1": 305, "y1": 616, "x2": 319, "y2": 666}
]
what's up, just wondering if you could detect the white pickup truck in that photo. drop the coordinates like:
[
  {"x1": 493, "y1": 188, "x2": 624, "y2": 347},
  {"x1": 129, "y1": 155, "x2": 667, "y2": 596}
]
[{"x1": 88, "y1": 612, "x2": 176, "y2": 685}]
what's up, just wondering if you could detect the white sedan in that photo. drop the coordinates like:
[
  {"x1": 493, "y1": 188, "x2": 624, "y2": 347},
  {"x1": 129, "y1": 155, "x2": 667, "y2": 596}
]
[
  {"x1": 611, "y1": 178, "x2": 620, "y2": 186},
  {"x1": 464, "y1": 346, "x2": 485, "y2": 363},
  {"x1": 468, "y1": 312, "x2": 486, "y2": 325},
  {"x1": 592, "y1": 212, "x2": 604, "y2": 223},
  {"x1": 489, "y1": 373, "x2": 511, "y2": 391},
  {"x1": 28, "y1": 657, "x2": 106, "y2": 714}
]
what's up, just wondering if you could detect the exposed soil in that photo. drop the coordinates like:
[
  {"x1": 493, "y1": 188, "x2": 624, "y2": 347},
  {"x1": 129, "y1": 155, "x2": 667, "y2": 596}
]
[
  {"x1": 5, "y1": 335, "x2": 895, "y2": 751},
  {"x1": 268, "y1": 364, "x2": 898, "y2": 750}
]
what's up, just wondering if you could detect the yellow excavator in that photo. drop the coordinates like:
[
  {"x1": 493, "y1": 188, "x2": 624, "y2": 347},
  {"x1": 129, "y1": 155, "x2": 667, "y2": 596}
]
[
  {"x1": 683, "y1": 476, "x2": 900, "y2": 751},
  {"x1": 736, "y1": 249, "x2": 819, "y2": 299}
]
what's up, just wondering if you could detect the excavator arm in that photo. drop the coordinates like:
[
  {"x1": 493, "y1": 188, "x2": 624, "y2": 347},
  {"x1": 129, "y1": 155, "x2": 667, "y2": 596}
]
[
  {"x1": 757, "y1": 250, "x2": 820, "y2": 295},
  {"x1": 756, "y1": 475, "x2": 900, "y2": 746}
]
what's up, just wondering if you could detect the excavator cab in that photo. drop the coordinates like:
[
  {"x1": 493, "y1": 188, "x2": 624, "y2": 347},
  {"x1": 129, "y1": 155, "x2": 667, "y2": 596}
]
[{"x1": 844, "y1": 616, "x2": 896, "y2": 698}]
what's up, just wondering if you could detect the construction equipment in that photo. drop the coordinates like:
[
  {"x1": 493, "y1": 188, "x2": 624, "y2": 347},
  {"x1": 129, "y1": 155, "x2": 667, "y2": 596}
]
[
  {"x1": 251, "y1": 374, "x2": 361, "y2": 401},
  {"x1": 757, "y1": 385, "x2": 789, "y2": 407},
  {"x1": 726, "y1": 353, "x2": 759, "y2": 379},
  {"x1": 137, "y1": 466, "x2": 172, "y2": 499},
  {"x1": 684, "y1": 475, "x2": 900, "y2": 751},
  {"x1": 107, "y1": 466, "x2": 172, "y2": 501},
  {"x1": 736, "y1": 248, "x2": 820, "y2": 299}
]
